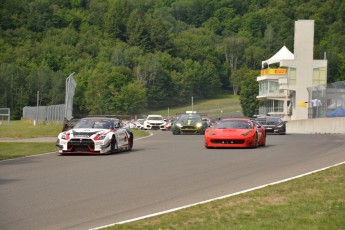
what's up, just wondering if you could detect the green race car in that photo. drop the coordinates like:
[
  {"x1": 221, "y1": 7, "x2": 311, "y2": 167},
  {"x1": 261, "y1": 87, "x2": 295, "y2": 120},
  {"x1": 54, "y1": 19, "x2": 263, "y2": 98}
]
[{"x1": 171, "y1": 113, "x2": 208, "y2": 135}]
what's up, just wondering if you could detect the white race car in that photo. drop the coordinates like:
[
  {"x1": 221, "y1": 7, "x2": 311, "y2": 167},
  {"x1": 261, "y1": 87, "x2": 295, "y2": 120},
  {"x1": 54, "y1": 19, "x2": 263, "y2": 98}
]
[
  {"x1": 56, "y1": 117, "x2": 133, "y2": 155},
  {"x1": 135, "y1": 118, "x2": 145, "y2": 129},
  {"x1": 143, "y1": 115, "x2": 166, "y2": 130}
]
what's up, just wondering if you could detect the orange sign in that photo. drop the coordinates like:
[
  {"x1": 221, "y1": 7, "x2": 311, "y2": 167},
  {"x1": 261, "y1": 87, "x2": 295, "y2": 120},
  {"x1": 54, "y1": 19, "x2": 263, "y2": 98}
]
[{"x1": 261, "y1": 69, "x2": 287, "y2": 76}]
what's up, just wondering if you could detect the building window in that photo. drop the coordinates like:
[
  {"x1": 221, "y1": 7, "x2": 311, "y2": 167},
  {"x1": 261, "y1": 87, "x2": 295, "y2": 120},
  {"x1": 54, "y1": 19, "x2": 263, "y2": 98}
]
[
  {"x1": 313, "y1": 67, "x2": 327, "y2": 85},
  {"x1": 261, "y1": 100, "x2": 284, "y2": 114},
  {"x1": 259, "y1": 81, "x2": 268, "y2": 96},
  {"x1": 269, "y1": 80, "x2": 279, "y2": 93},
  {"x1": 289, "y1": 68, "x2": 296, "y2": 85},
  {"x1": 259, "y1": 80, "x2": 285, "y2": 96}
]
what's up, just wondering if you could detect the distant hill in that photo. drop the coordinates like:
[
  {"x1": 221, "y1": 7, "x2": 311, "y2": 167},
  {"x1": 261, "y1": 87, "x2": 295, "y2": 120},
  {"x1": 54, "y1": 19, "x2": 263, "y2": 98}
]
[{"x1": 1, "y1": 0, "x2": 344, "y2": 119}]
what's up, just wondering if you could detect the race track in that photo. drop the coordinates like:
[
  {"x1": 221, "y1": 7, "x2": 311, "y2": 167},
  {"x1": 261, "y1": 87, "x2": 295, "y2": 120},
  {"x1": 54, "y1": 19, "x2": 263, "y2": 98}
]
[{"x1": 1, "y1": 132, "x2": 345, "y2": 230}]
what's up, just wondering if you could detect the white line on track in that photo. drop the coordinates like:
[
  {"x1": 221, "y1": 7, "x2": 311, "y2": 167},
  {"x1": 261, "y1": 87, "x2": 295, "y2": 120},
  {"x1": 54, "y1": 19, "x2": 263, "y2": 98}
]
[{"x1": 90, "y1": 161, "x2": 345, "y2": 230}]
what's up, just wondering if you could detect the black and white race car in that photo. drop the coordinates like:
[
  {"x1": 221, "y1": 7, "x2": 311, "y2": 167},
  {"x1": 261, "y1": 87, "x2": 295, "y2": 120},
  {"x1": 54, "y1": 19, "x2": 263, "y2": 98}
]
[{"x1": 56, "y1": 117, "x2": 133, "y2": 155}]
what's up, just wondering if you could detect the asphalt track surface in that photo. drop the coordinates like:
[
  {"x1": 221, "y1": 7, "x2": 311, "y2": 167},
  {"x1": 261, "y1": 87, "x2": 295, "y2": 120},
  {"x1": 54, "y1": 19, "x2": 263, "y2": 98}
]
[{"x1": 1, "y1": 132, "x2": 345, "y2": 230}]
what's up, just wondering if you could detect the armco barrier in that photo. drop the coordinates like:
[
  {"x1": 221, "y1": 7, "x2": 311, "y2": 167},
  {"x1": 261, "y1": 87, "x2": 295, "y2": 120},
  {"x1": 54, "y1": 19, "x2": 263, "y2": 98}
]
[{"x1": 286, "y1": 117, "x2": 345, "y2": 134}]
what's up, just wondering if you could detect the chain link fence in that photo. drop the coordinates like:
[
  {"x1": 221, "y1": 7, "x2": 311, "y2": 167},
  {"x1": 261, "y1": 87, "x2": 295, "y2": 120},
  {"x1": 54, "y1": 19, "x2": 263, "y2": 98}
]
[
  {"x1": 307, "y1": 80, "x2": 345, "y2": 118},
  {"x1": 22, "y1": 104, "x2": 65, "y2": 122},
  {"x1": 0, "y1": 108, "x2": 10, "y2": 124}
]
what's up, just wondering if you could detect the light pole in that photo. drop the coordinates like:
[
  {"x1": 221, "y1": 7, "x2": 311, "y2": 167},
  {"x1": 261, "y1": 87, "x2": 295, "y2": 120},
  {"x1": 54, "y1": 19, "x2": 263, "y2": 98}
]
[{"x1": 35, "y1": 91, "x2": 39, "y2": 125}]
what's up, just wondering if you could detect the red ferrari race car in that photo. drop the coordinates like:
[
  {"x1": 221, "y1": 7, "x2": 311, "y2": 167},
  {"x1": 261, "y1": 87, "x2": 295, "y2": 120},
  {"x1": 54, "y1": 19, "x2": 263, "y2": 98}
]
[{"x1": 204, "y1": 118, "x2": 266, "y2": 148}]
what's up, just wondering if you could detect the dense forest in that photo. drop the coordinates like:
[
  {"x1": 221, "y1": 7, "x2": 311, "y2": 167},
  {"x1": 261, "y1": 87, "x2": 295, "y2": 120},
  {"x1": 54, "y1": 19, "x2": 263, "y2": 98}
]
[{"x1": 1, "y1": 0, "x2": 345, "y2": 119}]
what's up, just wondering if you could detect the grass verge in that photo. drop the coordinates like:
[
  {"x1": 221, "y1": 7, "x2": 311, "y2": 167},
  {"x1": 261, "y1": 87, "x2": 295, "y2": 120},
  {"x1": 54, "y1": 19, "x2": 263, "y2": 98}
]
[
  {"x1": 151, "y1": 94, "x2": 241, "y2": 117},
  {"x1": 0, "y1": 142, "x2": 56, "y2": 160},
  {"x1": 0, "y1": 120, "x2": 62, "y2": 138},
  {"x1": 107, "y1": 163, "x2": 345, "y2": 229},
  {"x1": 0, "y1": 129, "x2": 149, "y2": 160}
]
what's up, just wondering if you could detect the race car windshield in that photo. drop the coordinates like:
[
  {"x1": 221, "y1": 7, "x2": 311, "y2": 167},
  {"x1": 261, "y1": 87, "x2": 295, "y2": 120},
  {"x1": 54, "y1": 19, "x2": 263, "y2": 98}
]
[
  {"x1": 148, "y1": 117, "x2": 163, "y2": 120},
  {"x1": 266, "y1": 117, "x2": 282, "y2": 123},
  {"x1": 74, "y1": 119, "x2": 112, "y2": 129},
  {"x1": 218, "y1": 120, "x2": 250, "y2": 129},
  {"x1": 179, "y1": 114, "x2": 201, "y2": 122}
]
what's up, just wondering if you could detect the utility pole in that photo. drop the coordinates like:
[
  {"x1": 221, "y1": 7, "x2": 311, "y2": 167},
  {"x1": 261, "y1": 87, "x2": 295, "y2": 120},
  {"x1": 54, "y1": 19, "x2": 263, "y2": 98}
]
[
  {"x1": 192, "y1": 96, "x2": 194, "y2": 112},
  {"x1": 35, "y1": 91, "x2": 39, "y2": 125}
]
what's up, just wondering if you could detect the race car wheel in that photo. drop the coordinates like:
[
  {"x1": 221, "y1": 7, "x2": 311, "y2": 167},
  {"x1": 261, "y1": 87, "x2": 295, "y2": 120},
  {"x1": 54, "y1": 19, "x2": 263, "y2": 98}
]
[
  {"x1": 110, "y1": 136, "x2": 118, "y2": 153},
  {"x1": 252, "y1": 132, "x2": 259, "y2": 148},
  {"x1": 262, "y1": 133, "x2": 266, "y2": 146},
  {"x1": 172, "y1": 130, "x2": 180, "y2": 135},
  {"x1": 128, "y1": 133, "x2": 134, "y2": 151},
  {"x1": 254, "y1": 132, "x2": 259, "y2": 148}
]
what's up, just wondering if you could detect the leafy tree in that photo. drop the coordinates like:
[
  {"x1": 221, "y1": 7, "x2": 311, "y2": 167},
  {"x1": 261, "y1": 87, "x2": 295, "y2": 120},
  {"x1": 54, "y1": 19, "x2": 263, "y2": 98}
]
[
  {"x1": 111, "y1": 42, "x2": 144, "y2": 69},
  {"x1": 0, "y1": 63, "x2": 28, "y2": 119},
  {"x1": 87, "y1": 0, "x2": 108, "y2": 28},
  {"x1": 222, "y1": 35, "x2": 248, "y2": 73},
  {"x1": 26, "y1": 66, "x2": 55, "y2": 106},
  {"x1": 145, "y1": 15, "x2": 171, "y2": 52},
  {"x1": 0, "y1": 0, "x2": 29, "y2": 30},
  {"x1": 242, "y1": 11, "x2": 266, "y2": 39},
  {"x1": 126, "y1": 9, "x2": 150, "y2": 49},
  {"x1": 222, "y1": 35, "x2": 248, "y2": 94},
  {"x1": 244, "y1": 45, "x2": 268, "y2": 69},
  {"x1": 239, "y1": 69, "x2": 260, "y2": 118},
  {"x1": 102, "y1": 66, "x2": 140, "y2": 114},
  {"x1": 199, "y1": 60, "x2": 221, "y2": 98},
  {"x1": 171, "y1": 0, "x2": 211, "y2": 27},
  {"x1": 230, "y1": 66, "x2": 245, "y2": 96},
  {"x1": 134, "y1": 52, "x2": 163, "y2": 87},
  {"x1": 104, "y1": 0, "x2": 131, "y2": 40},
  {"x1": 27, "y1": 0, "x2": 54, "y2": 32},
  {"x1": 1, "y1": 0, "x2": 345, "y2": 119},
  {"x1": 115, "y1": 81, "x2": 147, "y2": 115},
  {"x1": 171, "y1": 27, "x2": 218, "y2": 63},
  {"x1": 75, "y1": 24, "x2": 102, "y2": 57},
  {"x1": 202, "y1": 17, "x2": 222, "y2": 35},
  {"x1": 85, "y1": 62, "x2": 110, "y2": 114},
  {"x1": 146, "y1": 72, "x2": 173, "y2": 109}
]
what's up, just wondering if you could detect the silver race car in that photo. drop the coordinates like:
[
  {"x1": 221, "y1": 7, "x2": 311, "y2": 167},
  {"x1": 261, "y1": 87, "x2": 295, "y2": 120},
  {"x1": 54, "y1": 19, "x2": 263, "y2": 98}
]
[{"x1": 56, "y1": 117, "x2": 133, "y2": 155}]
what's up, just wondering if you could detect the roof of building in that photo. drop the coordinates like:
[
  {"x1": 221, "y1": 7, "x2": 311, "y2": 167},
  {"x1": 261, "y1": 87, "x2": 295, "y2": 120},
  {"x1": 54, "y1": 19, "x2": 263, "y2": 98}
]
[{"x1": 262, "y1": 46, "x2": 294, "y2": 68}]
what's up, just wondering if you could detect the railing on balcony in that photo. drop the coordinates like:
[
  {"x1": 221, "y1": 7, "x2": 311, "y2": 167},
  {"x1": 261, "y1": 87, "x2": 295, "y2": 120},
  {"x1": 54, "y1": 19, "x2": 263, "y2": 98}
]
[{"x1": 278, "y1": 78, "x2": 288, "y2": 90}]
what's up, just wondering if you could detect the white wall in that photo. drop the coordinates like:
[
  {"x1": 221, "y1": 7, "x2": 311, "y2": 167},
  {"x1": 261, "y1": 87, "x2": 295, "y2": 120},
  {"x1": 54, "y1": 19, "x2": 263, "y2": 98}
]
[{"x1": 287, "y1": 117, "x2": 345, "y2": 134}]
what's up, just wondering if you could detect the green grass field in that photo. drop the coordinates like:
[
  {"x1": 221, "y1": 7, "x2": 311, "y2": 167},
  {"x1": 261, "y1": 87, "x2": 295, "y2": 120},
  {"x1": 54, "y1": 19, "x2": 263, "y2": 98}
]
[
  {"x1": 151, "y1": 94, "x2": 241, "y2": 118},
  {"x1": 0, "y1": 142, "x2": 56, "y2": 160},
  {"x1": 0, "y1": 119, "x2": 62, "y2": 138},
  {"x1": 109, "y1": 164, "x2": 345, "y2": 230}
]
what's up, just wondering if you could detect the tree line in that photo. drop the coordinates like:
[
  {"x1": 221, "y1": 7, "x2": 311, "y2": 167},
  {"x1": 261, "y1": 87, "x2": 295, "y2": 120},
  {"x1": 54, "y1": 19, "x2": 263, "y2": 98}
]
[{"x1": 1, "y1": 0, "x2": 345, "y2": 119}]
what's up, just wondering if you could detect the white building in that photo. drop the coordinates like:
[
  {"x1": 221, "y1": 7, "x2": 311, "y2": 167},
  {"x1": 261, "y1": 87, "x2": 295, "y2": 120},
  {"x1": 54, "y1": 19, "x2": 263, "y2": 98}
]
[{"x1": 257, "y1": 20, "x2": 327, "y2": 120}]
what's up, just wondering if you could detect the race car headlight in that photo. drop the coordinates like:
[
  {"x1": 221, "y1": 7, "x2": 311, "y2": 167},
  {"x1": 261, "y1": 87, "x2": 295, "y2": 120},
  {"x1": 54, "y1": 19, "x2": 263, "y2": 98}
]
[
  {"x1": 242, "y1": 130, "x2": 251, "y2": 136},
  {"x1": 196, "y1": 123, "x2": 202, "y2": 128},
  {"x1": 61, "y1": 133, "x2": 66, "y2": 140},
  {"x1": 175, "y1": 123, "x2": 182, "y2": 127},
  {"x1": 208, "y1": 130, "x2": 215, "y2": 136}
]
